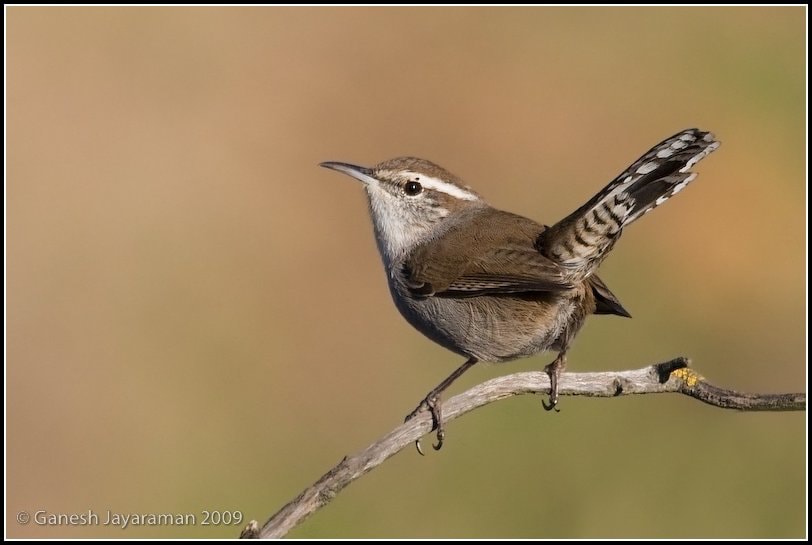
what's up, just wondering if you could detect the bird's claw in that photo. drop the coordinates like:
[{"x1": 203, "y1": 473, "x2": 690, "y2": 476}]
[
  {"x1": 414, "y1": 438, "x2": 425, "y2": 456},
  {"x1": 541, "y1": 396, "x2": 560, "y2": 412}
]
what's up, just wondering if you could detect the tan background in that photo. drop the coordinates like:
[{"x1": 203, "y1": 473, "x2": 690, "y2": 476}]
[{"x1": 7, "y1": 6, "x2": 805, "y2": 538}]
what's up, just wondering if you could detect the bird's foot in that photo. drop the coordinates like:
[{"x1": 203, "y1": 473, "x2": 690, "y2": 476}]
[
  {"x1": 404, "y1": 393, "x2": 444, "y2": 455},
  {"x1": 542, "y1": 353, "x2": 567, "y2": 412}
]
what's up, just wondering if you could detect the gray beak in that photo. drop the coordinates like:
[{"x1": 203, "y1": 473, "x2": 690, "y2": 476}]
[{"x1": 319, "y1": 161, "x2": 379, "y2": 186}]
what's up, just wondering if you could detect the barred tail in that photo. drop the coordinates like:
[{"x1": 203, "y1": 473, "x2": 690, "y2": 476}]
[{"x1": 538, "y1": 128, "x2": 719, "y2": 279}]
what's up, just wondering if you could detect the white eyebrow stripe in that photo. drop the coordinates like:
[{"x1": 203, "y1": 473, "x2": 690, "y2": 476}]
[{"x1": 403, "y1": 172, "x2": 480, "y2": 201}]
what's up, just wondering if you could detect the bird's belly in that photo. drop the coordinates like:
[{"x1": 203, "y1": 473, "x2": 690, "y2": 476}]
[{"x1": 391, "y1": 287, "x2": 581, "y2": 363}]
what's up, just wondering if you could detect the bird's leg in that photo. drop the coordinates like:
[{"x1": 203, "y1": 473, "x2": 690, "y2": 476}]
[
  {"x1": 542, "y1": 351, "x2": 567, "y2": 411},
  {"x1": 404, "y1": 357, "x2": 478, "y2": 455}
]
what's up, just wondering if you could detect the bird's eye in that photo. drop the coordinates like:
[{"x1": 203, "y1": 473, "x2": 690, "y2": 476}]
[{"x1": 404, "y1": 180, "x2": 423, "y2": 196}]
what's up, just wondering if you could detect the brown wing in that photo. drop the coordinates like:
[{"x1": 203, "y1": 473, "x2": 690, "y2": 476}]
[{"x1": 403, "y1": 209, "x2": 574, "y2": 298}]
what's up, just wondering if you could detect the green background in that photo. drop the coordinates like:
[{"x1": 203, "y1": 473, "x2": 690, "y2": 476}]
[{"x1": 7, "y1": 6, "x2": 806, "y2": 538}]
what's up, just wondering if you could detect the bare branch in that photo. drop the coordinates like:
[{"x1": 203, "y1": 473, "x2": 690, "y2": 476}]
[{"x1": 243, "y1": 357, "x2": 805, "y2": 539}]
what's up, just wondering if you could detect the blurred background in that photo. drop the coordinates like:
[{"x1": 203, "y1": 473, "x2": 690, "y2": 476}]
[{"x1": 6, "y1": 7, "x2": 805, "y2": 538}]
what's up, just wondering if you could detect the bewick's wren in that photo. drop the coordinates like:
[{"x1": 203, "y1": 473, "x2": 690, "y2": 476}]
[{"x1": 321, "y1": 128, "x2": 719, "y2": 453}]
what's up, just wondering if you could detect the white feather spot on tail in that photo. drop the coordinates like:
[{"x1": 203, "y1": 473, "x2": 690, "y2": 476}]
[
  {"x1": 672, "y1": 174, "x2": 695, "y2": 195},
  {"x1": 680, "y1": 142, "x2": 719, "y2": 173},
  {"x1": 636, "y1": 161, "x2": 659, "y2": 174}
]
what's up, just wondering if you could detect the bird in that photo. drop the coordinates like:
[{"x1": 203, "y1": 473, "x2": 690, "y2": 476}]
[{"x1": 320, "y1": 128, "x2": 719, "y2": 453}]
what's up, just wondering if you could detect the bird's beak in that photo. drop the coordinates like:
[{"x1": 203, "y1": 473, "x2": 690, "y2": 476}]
[{"x1": 319, "y1": 161, "x2": 378, "y2": 186}]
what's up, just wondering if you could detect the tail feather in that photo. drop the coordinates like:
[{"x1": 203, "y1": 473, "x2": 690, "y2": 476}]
[{"x1": 538, "y1": 128, "x2": 719, "y2": 279}]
